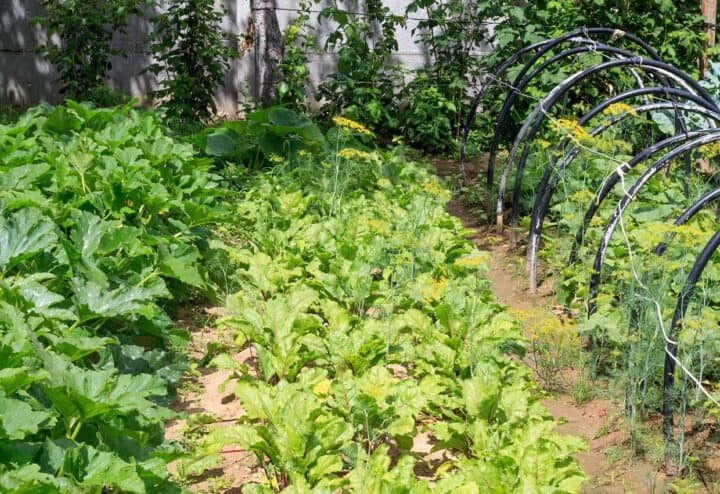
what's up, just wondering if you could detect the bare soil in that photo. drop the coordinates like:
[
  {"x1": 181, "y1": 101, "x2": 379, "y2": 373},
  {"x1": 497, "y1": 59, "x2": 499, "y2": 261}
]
[{"x1": 165, "y1": 306, "x2": 263, "y2": 493}]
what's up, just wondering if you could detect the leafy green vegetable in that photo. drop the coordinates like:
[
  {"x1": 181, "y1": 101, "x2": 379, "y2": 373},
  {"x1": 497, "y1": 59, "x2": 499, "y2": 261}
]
[
  {"x1": 0, "y1": 102, "x2": 227, "y2": 492},
  {"x1": 189, "y1": 127, "x2": 585, "y2": 491}
]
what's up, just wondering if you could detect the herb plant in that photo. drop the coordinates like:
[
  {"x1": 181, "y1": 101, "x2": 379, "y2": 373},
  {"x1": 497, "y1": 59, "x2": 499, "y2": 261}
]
[{"x1": 317, "y1": 0, "x2": 405, "y2": 135}]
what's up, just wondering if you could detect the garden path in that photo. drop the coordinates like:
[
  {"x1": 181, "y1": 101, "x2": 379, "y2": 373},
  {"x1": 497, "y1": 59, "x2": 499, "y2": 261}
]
[{"x1": 437, "y1": 157, "x2": 668, "y2": 493}]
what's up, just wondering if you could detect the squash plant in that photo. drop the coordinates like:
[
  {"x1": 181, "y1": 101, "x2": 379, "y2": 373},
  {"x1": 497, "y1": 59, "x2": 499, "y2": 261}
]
[{"x1": 0, "y1": 102, "x2": 227, "y2": 493}]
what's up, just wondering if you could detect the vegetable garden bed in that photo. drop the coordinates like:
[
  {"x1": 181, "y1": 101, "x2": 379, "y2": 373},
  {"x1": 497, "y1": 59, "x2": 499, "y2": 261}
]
[{"x1": 0, "y1": 104, "x2": 585, "y2": 493}]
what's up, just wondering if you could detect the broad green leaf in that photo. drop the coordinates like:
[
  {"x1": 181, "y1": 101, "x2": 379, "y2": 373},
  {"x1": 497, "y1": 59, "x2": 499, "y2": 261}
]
[
  {"x1": 14, "y1": 275, "x2": 75, "y2": 320},
  {"x1": 49, "y1": 329, "x2": 115, "y2": 361},
  {"x1": 158, "y1": 244, "x2": 204, "y2": 287},
  {"x1": 72, "y1": 278, "x2": 168, "y2": 319},
  {"x1": 0, "y1": 208, "x2": 57, "y2": 271},
  {"x1": 0, "y1": 395, "x2": 52, "y2": 440},
  {"x1": 651, "y1": 110, "x2": 675, "y2": 135},
  {"x1": 204, "y1": 127, "x2": 238, "y2": 156},
  {"x1": 0, "y1": 464, "x2": 62, "y2": 494},
  {"x1": 269, "y1": 107, "x2": 302, "y2": 127},
  {"x1": 43, "y1": 106, "x2": 81, "y2": 134},
  {"x1": 0, "y1": 367, "x2": 49, "y2": 394},
  {"x1": 69, "y1": 446, "x2": 145, "y2": 494}
]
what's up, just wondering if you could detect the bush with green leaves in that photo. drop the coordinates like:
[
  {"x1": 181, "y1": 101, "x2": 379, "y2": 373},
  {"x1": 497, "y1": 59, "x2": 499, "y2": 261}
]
[
  {"x1": 196, "y1": 106, "x2": 327, "y2": 174},
  {"x1": 489, "y1": 0, "x2": 711, "y2": 77},
  {"x1": 0, "y1": 101, "x2": 227, "y2": 492},
  {"x1": 401, "y1": 76, "x2": 458, "y2": 154},
  {"x1": 317, "y1": 0, "x2": 405, "y2": 135},
  {"x1": 276, "y1": 0, "x2": 316, "y2": 112},
  {"x1": 404, "y1": 0, "x2": 503, "y2": 150},
  {"x1": 36, "y1": 0, "x2": 143, "y2": 102},
  {"x1": 145, "y1": 0, "x2": 235, "y2": 123}
]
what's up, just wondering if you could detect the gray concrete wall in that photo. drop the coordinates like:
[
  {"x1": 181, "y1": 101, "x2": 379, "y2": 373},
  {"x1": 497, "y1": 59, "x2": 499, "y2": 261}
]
[{"x1": 0, "y1": 0, "x2": 492, "y2": 114}]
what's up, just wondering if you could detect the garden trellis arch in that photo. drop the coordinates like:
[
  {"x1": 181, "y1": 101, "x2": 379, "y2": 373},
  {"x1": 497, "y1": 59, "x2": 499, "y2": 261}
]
[
  {"x1": 472, "y1": 27, "x2": 720, "y2": 461},
  {"x1": 479, "y1": 43, "x2": 649, "y2": 201},
  {"x1": 460, "y1": 26, "x2": 665, "y2": 176},
  {"x1": 496, "y1": 58, "x2": 716, "y2": 233},
  {"x1": 568, "y1": 127, "x2": 720, "y2": 268},
  {"x1": 586, "y1": 130, "x2": 720, "y2": 314},
  {"x1": 527, "y1": 93, "x2": 720, "y2": 290},
  {"x1": 664, "y1": 228, "x2": 720, "y2": 442}
]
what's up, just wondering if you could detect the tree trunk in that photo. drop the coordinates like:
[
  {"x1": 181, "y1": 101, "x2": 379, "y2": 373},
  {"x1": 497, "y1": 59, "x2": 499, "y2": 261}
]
[
  {"x1": 701, "y1": 0, "x2": 717, "y2": 76},
  {"x1": 252, "y1": 0, "x2": 283, "y2": 106}
]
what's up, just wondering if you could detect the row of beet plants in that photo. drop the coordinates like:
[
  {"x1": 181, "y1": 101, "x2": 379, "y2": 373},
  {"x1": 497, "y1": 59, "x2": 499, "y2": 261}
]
[{"x1": 186, "y1": 119, "x2": 586, "y2": 493}]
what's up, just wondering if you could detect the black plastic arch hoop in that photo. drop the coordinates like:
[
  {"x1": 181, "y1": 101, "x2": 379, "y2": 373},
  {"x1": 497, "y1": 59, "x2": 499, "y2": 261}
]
[
  {"x1": 664, "y1": 228, "x2": 720, "y2": 442},
  {"x1": 587, "y1": 131, "x2": 720, "y2": 315},
  {"x1": 477, "y1": 30, "x2": 720, "y2": 460},
  {"x1": 571, "y1": 121, "x2": 720, "y2": 466},
  {"x1": 460, "y1": 27, "x2": 665, "y2": 175},
  {"x1": 515, "y1": 81, "x2": 707, "y2": 246},
  {"x1": 527, "y1": 88, "x2": 720, "y2": 270},
  {"x1": 569, "y1": 126, "x2": 720, "y2": 270},
  {"x1": 496, "y1": 58, "x2": 718, "y2": 236},
  {"x1": 655, "y1": 188, "x2": 720, "y2": 256},
  {"x1": 479, "y1": 43, "x2": 648, "y2": 214},
  {"x1": 526, "y1": 96, "x2": 720, "y2": 290}
]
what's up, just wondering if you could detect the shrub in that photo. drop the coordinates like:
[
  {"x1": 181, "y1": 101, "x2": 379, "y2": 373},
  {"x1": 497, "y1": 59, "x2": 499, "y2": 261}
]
[
  {"x1": 36, "y1": 0, "x2": 143, "y2": 101},
  {"x1": 145, "y1": 0, "x2": 235, "y2": 123},
  {"x1": 401, "y1": 78, "x2": 457, "y2": 154}
]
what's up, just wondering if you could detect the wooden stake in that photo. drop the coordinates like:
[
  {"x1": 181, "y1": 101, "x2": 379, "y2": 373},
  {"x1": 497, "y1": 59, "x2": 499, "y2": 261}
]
[{"x1": 701, "y1": 0, "x2": 717, "y2": 76}]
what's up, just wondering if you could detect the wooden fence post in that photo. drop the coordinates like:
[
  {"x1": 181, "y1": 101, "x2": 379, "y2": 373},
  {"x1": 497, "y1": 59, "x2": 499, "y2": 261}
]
[
  {"x1": 702, "y1": 0, "x2": 717, "y2": 77},
  {"x1": 251, "y1": 0, "x2": 283, "y2": 106}
]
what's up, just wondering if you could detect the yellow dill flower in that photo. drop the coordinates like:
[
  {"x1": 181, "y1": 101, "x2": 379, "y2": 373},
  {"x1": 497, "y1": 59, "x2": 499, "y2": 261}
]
[
  {"x1": 376, "y1": 178, "x2": 392, "y2": 188},
  {"x1": 268, "y1": 153, "x2": 284, "y2": 164},
  {"x1": 589, "y1": 215, "x2": 605, "y2": 228},
  {"x1": 422, "y1": 277, "x2": 447, "y2": 302},
  {"x1": 365, "y1": 218, "x2": 390, "y2": 235},
  {"x1": 336, "y1": 147, "x2": 368, "y2": 160},
  {"x1": 552, "y1": 118, "x2": 592, "y2": 143},
  {"x1": 454, "y1": 253, "x2": 489, "y2": 268},
  {"x1": 536, "y1": 139, "x2": 552, "y2": 150},
  {"x1": 612, "y1": 139, "x2": 633, "y2": 153},
  {"x1": 699, "y1": 141, "x2": 720, "y2": 159},
  {"x1": 681, "y1": 317, "x2": 702, "y2": 332},
  {"x1": 312, "y1": 379, "x2": 332, "y2": 396},
  {"x1": 603, "y1": 102, "x2": 638, "y2": 117},
  {"x1": 332, "y1": 116, "x2": 372, "y2": 135},
  {"x1": 567, "y1": 189, "x2": 595, "y2": 203},
  {"x1": 674, "y1": 223, "x2": 709, "y2": 248},
  {"x1": 422, "y1": 179, "x2": 446, "y2": 196}
]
